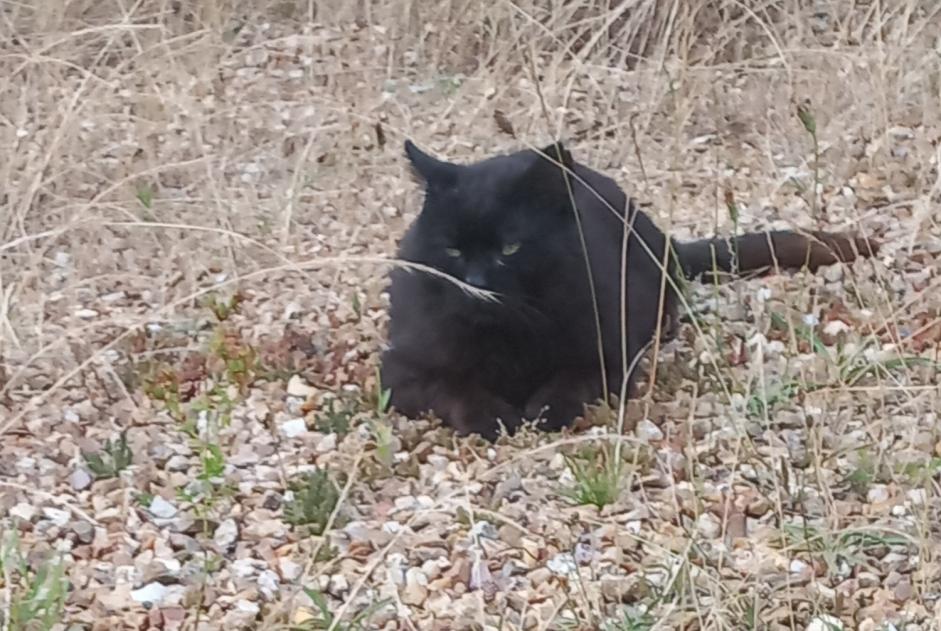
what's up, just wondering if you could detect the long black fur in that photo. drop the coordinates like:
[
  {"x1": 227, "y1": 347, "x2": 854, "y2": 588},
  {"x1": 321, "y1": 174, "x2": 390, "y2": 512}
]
[{"x1": 380, "y1": 141, "x2": 878, "y2": 439}]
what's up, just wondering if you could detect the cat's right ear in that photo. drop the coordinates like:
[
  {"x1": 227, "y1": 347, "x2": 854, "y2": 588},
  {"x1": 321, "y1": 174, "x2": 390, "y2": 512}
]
[{"x1": 404, "y1": 140, "x2": 460, "y2": 189}]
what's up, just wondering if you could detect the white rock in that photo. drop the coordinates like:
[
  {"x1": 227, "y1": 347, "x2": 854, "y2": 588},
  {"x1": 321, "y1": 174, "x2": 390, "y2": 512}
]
[
  {"x1": 415, "y1": 495, "x2": 435, "y2": 509},
  {"x1": 258, "y1": 569, "x2": 280, "y2": 599},
  {"x1": 822, "y1": 264, "x2": 843, "y2": 283},
  {"x1": 75, "y1": 308, "x2": 99, "y2": 319},
  {"x1": 236, "y1": 599, "x2": 260, "y2": 614},
  {"x1": 287, "y1": 375, "x2": 318, "y2": 398},
  {"x1": 469, "y1": 556, "x2": 491, "y2": 590},
  {"x1": 547, "y1": 553, "x2": 578, "y2": 576},
  {"x1": 279, "y1": 418, "x2": 308, "y2": 439},
  {"x1": 696, "y1": 513, "x2": 722, "y2": 539},
  {"x1": 232, "y1": 558, "x2": 260, "y2": 579},
  {"x1": 822, "y1": 319, "x2": 850, "y2": 336},
  {"x1": 42, "y1": 507, "x2": 71, "y2": 527},
  {"x1": 279, "y1": 558, "x2": 302, "y2": 581},
  {"x1": 907, "y1": 488, "x2": 927, "y2": 505},
  {"x1": 148, "y1": 496, "x2": 178, "y2": 519},
  {"x1": 316, "y1": 433, "x2": 337, "y2": 453},
  {"x1": 806, "y1": 615, "x2": 844, "y2": 631},
  {"x1": 394, "y1": 496, "x2": 418, "y2": 512},
  {"x1": 131, "y1": 582, "x2": 168, "y2": 605},
  {"x1": 165, "y1": 455, "x2": 190, "y2": 472},
  {"x1": 70, "y1": 468, "x2": 93, "y2": 491},
  {"x1": 214, "y1": 519, "x2": 238, "y2": 548},
  {"x1": 867, "y1": 485, "x2": 890, "y2": 504},
  {"x1": 470, "y1": 521, "x2": 498, "y2": 540},
  {"x1": 10, "y1": 503, "x2": 36, "y2": 522},
  {"x1": 789, "y1": 559, "x2": 811, "y2": 575},
  {"x1": 328, "y1": 574, "x2": 349, "y2": 596},
  {"x1": 426, "y1": 455, "x2": 449, "y2": 471},
  {"x1": 635, "y1": 419, "x2": 664, "y2": 442},
  {"x1": 401, "y1": 568, "x2": 428, "y2": 606},
  {"x1": 386, "y1": 553, "x2": 408, "y2": 585}
]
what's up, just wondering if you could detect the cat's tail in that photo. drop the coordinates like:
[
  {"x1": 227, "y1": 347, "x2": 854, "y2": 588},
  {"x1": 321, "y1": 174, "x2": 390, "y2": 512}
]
[{"x1": 674, "y1": 230, "x2": 881, "y2": 280}]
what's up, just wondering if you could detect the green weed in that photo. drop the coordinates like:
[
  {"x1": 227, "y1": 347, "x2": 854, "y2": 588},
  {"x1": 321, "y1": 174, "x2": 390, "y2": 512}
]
[
  {"x1": 561, "y1": 445, "x2": 623, "y2": 509},
  {"x1": 291, "y1": 588, "x2": 391, "y2": 630},
  {"x1": 0, "y1": 529, "x2": 68, "y2": 631},
  {"x1": 82, "y1": 431, "x2": 133, "y2": 479},
  {"x1": 284, "y1": 470, "x2": 342, "y2": 536}
]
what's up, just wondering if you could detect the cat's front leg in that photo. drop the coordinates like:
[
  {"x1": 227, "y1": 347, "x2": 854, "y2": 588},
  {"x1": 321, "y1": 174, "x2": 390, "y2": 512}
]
[
  {"x1": 381, "y1": 353, "x2": 522, "y2": 439},
  {"x1": 524, "y1": 370, "x2": 601, "y2": 431},
  {"x1": 446, "y1": 392, "x2": 524, "y2": 440}
]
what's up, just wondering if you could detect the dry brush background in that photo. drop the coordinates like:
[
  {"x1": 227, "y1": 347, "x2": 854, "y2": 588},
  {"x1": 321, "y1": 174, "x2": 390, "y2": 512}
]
[{"x1": 1, "y1": 1, "x2": 940, "y2": 630}]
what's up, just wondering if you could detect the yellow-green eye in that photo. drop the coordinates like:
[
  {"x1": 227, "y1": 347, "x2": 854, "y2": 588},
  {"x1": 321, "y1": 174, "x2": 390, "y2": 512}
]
[
  {"x1": 445, "y1": 248, "x2": 461, "y2": 258},
  {"x1": 501, "y1": 242, "x2": 521, "y2": 256}
]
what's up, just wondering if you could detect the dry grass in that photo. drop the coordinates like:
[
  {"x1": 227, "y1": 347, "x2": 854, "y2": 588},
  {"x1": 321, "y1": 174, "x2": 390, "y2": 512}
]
[{"x1": 1, "y1": 1, "x2": 940, "y2": 630}]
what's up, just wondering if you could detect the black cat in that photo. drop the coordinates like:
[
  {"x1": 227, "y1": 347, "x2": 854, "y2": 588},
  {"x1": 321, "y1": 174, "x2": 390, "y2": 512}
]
[{"x1": 380, "y1": 140, "x2": 879, "y2": 439}]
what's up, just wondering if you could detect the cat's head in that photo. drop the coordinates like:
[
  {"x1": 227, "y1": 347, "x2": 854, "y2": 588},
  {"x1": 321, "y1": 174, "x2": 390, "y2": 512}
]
[{"x1": 401, "y1": 140, "x2": 578, "y2": 297}]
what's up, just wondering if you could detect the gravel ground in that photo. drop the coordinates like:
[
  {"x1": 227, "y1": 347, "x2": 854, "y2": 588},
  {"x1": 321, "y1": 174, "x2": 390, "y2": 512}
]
[{"x1": 1, "y1": 2, "x2": 940, "y2": 630}]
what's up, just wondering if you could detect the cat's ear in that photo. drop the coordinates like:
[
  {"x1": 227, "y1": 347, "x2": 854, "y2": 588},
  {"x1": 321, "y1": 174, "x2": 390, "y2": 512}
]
[
  {"x1": 404, "y1": 140, "x2": 460, "y2": 189},
  {"x1": 535, "y1": 141, "x2": 574, "y2": 170}
]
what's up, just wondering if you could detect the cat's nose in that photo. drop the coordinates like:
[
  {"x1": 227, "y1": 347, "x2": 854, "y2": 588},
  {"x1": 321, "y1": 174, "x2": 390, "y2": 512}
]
[{"x1": 464, "y1": 268, "x2": 488, "y2": 288}]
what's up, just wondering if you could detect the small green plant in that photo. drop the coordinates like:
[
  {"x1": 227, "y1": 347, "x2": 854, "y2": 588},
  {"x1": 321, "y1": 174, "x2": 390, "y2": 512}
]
[
  {"x1": 133, "y1": 491, "x2": 155, "y2": 507},
  {"x1": 136, "y1": 183, "x2": 154, "y2": 210},
  {"x1": 367, "y1": 420, "x2": 395, "y2": 473},
  {"x1": 176, "y1": 439, "x2": 234, "y2": 524},
  {"x1": 844, "y1": 448, "x2": 877, "y2": 495},
  {"x1": 561, "y1": 445, "x2": 623, "y2": 509},
  {"x1": 745, "y1": 313, "x2": 940, "y2": 418},
  {"x1": 315, "y1": 395, "x2": 355, "y2": 436},
  {"x1": 207, "y1": 326, "x2": 259, "y2": 395},
  {"x1": 143, "y1": 364, "x2": 184, "y2": 421},
  {"x1": 367, "y1": 367, "x2": 392, "y2": 417},
  {"x1": 82, "y1": 431, "x2": 133, "y2": 479},
  {"x1": 0, "y1": 529, "x2": 68, "y2": 631},
  {"x1": 780, "y1": 523, "x2": 910, "y2": 577},
  {"x1": 292, "y1": 588, "x2": 391, "y2": 630},
  {"x1": 746, "y1": 380, "x2": 801, "y2": 418},
  {"x1": 203, "y1": 292, "x2": 244, "y2": 322},
  {"x1": 284, "y1": 470, "x2": 342, "y2": 535},
  {"x1": 602, "y1": 606, "x2": 655, "y2": 631},
  {"x1": 362, "y1": 368, "x2": 395, "y2": 473},
  {"x1": 898, "y1": 456, "x2": 941, "y2": 484},
  {"x1": 796, "y1": 100, "x2": 821, "y2": 220}
]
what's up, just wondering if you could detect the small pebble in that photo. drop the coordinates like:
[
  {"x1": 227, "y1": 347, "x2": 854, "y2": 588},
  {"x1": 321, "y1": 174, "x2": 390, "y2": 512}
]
[
  {"x1": 70, "y1": 521, "x2": 95, "y2": 544},
  {"x1": 42, "y1": 507, "x2": 70, "y2": 527},
  {"x1": 131, "y1": 582, "x2": 168, "y2": 606},
  {"x1": 148, "y1": 496, "x2": 178, "y2": 519},
  {"x1": 286, "y1": 375, "x2": 318, "y2": 398},
  {"x1": 806, "y1": 615, "x2": 844, "y2": 631},
  {"x1": 635, "y1": 419, "x2": 664, "y2": 442},
  {"x1": 278, "y1": 418, "x2": 308, "y2": 439},
  {"x1": 70, "y1": 468, "x2": 93, "y2": 491},
  {"x1": 214, "y1": 519, "x2": 238, "y2": 548},
  {"x1": 257, "y1": 569, "x2": 280, "y2": 599}
]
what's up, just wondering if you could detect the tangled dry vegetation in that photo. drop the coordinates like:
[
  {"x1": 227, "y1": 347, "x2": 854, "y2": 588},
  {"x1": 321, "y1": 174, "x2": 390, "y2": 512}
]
[{"x1": 1, "y1": 1, "x2": 940, "y2": 630}]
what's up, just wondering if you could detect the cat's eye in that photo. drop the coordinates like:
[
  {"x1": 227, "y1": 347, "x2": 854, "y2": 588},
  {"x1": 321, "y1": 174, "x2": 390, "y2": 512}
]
[
  {"x1": 501, "y1": 242, "x2": 521, "y2": 256},
  {"x1": 445, "y1": 248, "x2": 462, "y2": 258}
]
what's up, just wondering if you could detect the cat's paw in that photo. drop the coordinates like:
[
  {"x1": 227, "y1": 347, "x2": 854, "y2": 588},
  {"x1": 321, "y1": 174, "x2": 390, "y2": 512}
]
[
  {"x1": 447, "y1": 398, "x2": 522, "y2": 441},
  {"x1": 525, "y1": 395, "x2": 583, "y2": 432}
]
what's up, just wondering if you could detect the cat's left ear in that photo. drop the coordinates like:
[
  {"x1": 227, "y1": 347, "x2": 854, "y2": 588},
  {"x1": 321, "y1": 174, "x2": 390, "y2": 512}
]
[
  {"x1": 535, "y1": 141, "x2": 574, "y2": 170},
  {"x1": 404, "y1": 139, "x2": 460, "y2": 189}
]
